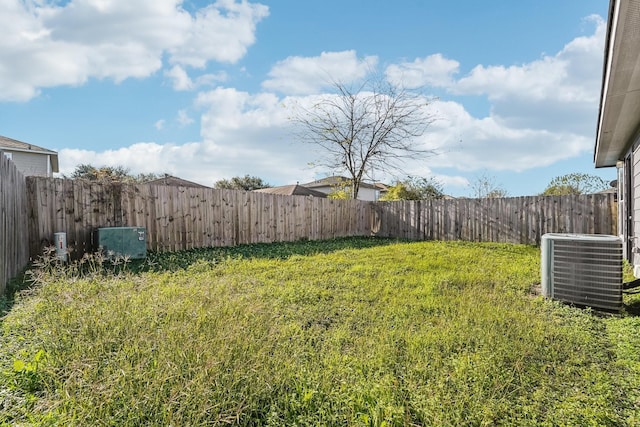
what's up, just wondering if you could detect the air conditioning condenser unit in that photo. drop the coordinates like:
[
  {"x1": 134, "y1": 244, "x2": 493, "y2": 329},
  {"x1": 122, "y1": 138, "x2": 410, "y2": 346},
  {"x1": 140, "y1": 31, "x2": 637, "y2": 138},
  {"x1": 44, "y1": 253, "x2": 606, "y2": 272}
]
[{"x1": 541, "y1": 233, "x2": 622, "y2": 312}]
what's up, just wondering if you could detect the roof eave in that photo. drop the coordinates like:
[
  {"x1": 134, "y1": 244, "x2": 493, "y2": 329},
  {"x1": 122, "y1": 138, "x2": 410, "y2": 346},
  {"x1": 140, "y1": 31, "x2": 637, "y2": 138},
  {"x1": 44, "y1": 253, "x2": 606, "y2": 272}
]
[
  {"x1": 595, "y1": 0, "x2": 620, "y2": 167},
  {"x1": 594, "y1": 0, "x2": 640, "y2": 168}
]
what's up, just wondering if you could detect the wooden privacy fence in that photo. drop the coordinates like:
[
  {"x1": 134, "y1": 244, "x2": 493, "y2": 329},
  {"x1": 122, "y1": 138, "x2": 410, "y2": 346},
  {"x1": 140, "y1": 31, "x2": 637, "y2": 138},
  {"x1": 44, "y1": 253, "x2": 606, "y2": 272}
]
[
  {"x1": 26, "y1": 177, "x2": 372, "y2": 258},
  {"x1": 26, "y1": 177, "x2": 617, "y2": 261},
  {"x1": 372, "y1": 194, "x2": 617, "y2": 245},
  {"x1": 0, "y1": 156, "x2": 29, "y2": 293}
]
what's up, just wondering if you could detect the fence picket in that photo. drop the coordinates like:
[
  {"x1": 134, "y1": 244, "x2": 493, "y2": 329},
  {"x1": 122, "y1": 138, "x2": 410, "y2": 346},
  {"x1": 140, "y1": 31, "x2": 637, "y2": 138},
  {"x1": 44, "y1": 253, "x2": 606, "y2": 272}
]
[
  {"x1": 17, "y1": 177, "x2": 617, "y2": 263},
  {"x1": 0, "y1": 156, "x2": 29, "y2": 293}
]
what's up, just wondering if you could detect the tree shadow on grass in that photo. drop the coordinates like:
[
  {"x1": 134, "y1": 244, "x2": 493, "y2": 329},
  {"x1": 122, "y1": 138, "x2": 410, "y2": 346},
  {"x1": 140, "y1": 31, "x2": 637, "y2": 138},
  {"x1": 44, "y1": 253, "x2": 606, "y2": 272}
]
[
  {"x1": 622, "y1": 279, "x2": 640, "y2": 316},
  {"x1": 2, "y1": 237, "x2": 404, "y2": 319},
  {"x1": 1, "y1": 271, "x2": 31, "y2": 319},
  {"x1": 623, "y1": 298, "x2": 640, "y2": 316},
  {"x1": 132, "y1": 236, "x2": 404, "y2": 273}
]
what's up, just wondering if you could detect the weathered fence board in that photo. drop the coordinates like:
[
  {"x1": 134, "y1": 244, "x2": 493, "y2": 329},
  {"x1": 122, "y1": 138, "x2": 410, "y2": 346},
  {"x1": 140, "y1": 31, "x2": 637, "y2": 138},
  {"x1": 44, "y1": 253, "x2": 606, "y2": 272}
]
[
  {"x1": 0, "y1": 156, "x2": 29, "y2": 293},
  {"x1": 22, "y1": 177, "x2": 617, "y2": 261},
  {"x1": 373, "y1": 194, "x2": 617, "y2": 244},
  {"x1": 27, "y1": 178, "x2": 373, "y2": 258}
]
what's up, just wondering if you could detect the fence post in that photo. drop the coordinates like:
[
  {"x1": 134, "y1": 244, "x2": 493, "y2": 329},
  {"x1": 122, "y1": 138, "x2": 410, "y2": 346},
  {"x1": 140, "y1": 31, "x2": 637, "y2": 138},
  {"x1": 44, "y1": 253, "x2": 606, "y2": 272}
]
[{"x1": 23, "y1": 179, "x2": 619, "y2": 257}]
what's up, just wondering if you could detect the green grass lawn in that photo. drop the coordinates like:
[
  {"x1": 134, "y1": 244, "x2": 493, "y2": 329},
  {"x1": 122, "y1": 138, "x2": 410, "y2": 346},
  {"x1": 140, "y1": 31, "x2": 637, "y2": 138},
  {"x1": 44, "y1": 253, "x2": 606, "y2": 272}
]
[{"x1": 1, "y1": 238, "x2": 639, "y2": 426}]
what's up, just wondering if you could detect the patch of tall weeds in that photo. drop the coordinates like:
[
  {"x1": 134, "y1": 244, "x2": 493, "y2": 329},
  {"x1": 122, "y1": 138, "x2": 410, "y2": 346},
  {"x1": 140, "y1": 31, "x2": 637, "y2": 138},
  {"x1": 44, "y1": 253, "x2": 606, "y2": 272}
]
[{"x1": 0, "y1": 239, "x2": 638, "y2": 425}]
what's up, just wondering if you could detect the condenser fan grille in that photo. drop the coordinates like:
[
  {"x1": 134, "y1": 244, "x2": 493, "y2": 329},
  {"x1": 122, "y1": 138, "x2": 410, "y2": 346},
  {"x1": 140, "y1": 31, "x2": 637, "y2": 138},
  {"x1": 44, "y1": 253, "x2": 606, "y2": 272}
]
[{"x1": 541, "y1": 234, "x2": 623, "y2": 312}]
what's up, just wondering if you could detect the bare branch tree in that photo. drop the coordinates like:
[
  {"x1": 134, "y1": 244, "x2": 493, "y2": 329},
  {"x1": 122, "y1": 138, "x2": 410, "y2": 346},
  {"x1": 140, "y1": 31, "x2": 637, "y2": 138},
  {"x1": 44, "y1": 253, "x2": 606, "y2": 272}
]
[
  {"x1": 469, "y1": 173, "x2": 508, "y2": 198},
  {"x1": 293, "y1": 77, "x2": 437, "y2": 199}
]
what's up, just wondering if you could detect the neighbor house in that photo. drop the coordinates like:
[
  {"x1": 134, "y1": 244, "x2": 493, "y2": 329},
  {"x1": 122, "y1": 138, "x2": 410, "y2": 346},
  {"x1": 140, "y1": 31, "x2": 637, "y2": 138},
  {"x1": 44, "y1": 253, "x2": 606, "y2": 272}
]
[
  {"x1": 146, "y1": 175, "x2": 210, "y2": 188},
  {"x1": 254, "y1": 184, "x2": 327, "y2": 197},
  {"x1": 0, "y1": 135, "x2": 59, "y2": 177},
  {"x1": 594, "y1": 0, "x2": 640, "y2": 275},
  {"x1": 301, "y1": 176, "x2": 384, "y2": 201}
]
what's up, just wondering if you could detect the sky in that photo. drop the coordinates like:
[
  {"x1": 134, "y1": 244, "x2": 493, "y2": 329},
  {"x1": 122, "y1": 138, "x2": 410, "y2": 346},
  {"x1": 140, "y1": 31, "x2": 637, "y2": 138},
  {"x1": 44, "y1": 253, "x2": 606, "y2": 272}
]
[{"x1": 0, "y1": 0, "x2": 614, "y2": 197}]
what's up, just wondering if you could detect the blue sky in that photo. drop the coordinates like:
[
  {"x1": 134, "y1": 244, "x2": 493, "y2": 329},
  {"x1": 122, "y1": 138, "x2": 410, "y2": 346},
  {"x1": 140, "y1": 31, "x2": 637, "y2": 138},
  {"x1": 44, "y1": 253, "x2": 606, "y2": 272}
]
[{"x1": 0, "y1": 0, "x2": 612, "y2": 196}]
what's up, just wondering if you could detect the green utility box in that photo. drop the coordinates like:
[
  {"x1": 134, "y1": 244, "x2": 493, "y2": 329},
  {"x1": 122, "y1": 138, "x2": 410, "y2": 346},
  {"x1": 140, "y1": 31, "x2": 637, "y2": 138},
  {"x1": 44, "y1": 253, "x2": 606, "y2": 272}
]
[{"x1": 96, "y1": 227, "x2": 147, "y2": 259}]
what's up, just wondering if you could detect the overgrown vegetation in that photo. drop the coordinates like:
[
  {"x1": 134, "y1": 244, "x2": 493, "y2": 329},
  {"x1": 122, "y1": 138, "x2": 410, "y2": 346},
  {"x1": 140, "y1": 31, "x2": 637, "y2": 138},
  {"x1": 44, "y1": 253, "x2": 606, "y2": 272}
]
[
  {"x1": 67, "y1": 163, "x2": 164, "y2": 183},
  {"x1": 379, "y1": 176, "x2": 444, "y2": 201},
  {"x1": 541, "y1": 172, "x2": 610, "y2": 196},
  {"x1": 1, "y1": 238, "x2": 639, "y2": 426},
  {"x1": 213, "y1": 175, "x2": 271, "y2": 191}
]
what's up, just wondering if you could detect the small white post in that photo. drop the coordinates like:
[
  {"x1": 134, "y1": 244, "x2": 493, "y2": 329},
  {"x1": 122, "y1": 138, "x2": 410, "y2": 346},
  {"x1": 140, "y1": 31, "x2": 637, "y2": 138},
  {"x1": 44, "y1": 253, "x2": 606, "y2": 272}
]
[{"x1": 54, "y1": 232, "x2": 68, "y2": 262}]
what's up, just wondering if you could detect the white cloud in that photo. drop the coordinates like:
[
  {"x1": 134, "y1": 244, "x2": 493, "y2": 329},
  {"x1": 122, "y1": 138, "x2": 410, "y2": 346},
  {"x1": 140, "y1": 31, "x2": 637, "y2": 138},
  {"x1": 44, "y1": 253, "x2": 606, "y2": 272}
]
[
  {"x1": 409, "y1": 100, "x2": 591, "y2": 173},
  {"x1": 452, "y1": 15, "x2": 605, "y2": 133},
  {"x1": 375, "y1": 15, "x2": 606, "y2": 177},
  {"x1": 154, "y1": 119, "x2": 165, "y2": 130},
  {"x1": 195, "y1": 87, "x2": 291, "y2": 137},
  {"x1": 380, "y1": 164, "x2": 469, "y2": 193},
  {"x1": 177, "y1": 109, "x2": 194, "y2": 126},
  {"x1": 0, "y1": 0, "x2": 268, "y2": 102},
  {"x1": 402, "y1": 15, "x2": 606, "y2": 109},
  {"x1": 60, "y1": 142, "x2": 203, "y2": 179},
  {"x1": 58, "y1": 135, "x2": 317, "y2": 187},
  {"x1": 55, "y1": 86, "x2": 315, "y2": 185},
  {"x1": 188, "y1": 11, "x2": 604, "y2": 187},
  {"x1": 194, "y1": 71, "x2": 228, "y2": 87},
  {"x1": 434, "y1": 174, "x2": 470, "y2": 189},
  {"x1": 262, "y1": 50, "x2": 378, "y2": 95},
  {"x1": 169, "y1": 0, "x2": 269, "y2": 68},
  {"x1": 385, "y1": 54, "x2": 460, "y2": 89},
  {"x1": 165, "y1": 65, "x2": 227, "y2": 91},
  {"x1": 165, "y1": 65, "x2": 194, "y2": 91},
  {"x1": 47, "y1": 12, "x2": 609, "y2": 196}
]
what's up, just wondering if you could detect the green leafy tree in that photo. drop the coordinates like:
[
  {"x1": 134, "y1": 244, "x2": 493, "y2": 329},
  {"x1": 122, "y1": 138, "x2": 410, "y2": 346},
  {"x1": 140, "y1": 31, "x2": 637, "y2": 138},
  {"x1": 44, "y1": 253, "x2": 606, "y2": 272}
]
[
  {"x1": 541, "y1": 173, "x2": 609, "y2": 195},
  {"x1": 380, "y1": 177, "x2": 444, "y2": 201},
  {"x1": 327, "y1": 178, "x2": 352, "y2": 199},
  {"x1": 294, "y1": 75, "x2": 437, "y2": 199},
  {"x1": 70, "y1": 163, "x2": 101, "y2": 180},
  {"x1": 469, "y1": 173, "x2": 508, "y2": 199},
  {"x1": 327, "y1": 189, "x2": 350, "y2": 199},
  {"x1": 213, "y1": 175, "x2": 271, "y2": 191},
  {"x1": 69, "y1": 164, "x2": 162, "y2": 183}
]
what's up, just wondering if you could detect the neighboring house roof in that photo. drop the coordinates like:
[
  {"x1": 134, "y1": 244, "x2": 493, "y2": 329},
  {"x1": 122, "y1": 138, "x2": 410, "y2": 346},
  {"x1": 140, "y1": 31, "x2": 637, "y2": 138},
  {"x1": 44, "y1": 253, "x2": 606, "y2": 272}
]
[
  {"x1": 374, "y1": 182, "x2": 389, "y2": 193},
  {"x1": 0, "y1": 135, "x2": 59, "y2": 172},
  {"x1": 594, "y1": 0, "x2": 640, "y2": 167},
  {"x1": 254, "y1": 184, "x2": 327, "y2": 197},
  {"x1": 302, "y1": 176, "x2": 380, "y2": 190},
  {"x1": 146, "y1": 175, "x2": 210, "y2": 188}
]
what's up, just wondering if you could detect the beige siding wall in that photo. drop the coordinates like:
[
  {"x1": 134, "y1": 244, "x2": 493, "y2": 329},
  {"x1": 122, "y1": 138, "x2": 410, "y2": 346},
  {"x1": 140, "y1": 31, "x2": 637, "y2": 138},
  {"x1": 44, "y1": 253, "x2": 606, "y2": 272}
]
[
  {"x1": 633, "y1": 144, "x2": 640, "y2": 272},
  {"x1": 357, "y1": 187, "x2": 379, "y2": 201},
  {"x1": 311, "y1": 185, "x2": 379, "y2": 201},
  {"x1": 10, "y1": 151, "x2": 50, "y2": 177}
]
